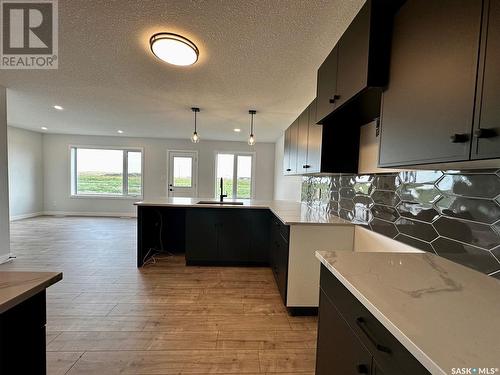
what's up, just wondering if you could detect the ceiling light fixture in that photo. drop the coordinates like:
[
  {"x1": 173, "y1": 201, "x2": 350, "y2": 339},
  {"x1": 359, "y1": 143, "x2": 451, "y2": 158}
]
[
  {"x1": 191, "y1": 107, "x2": 200, "y2": 143},
  {"x1": 41, "y1": 126, "x2": 48, "y2": 131},
  {"x1": 53, "y1": 105, "x2": 63, "y2": 110},
  {"x1": 233, "y1": 128, "x2": 241, "y2": 133},
  {"x1": 150, "y1": 33, "x2": 199, "y2": 66},
  {"x1": 117, "y1": 130, "x2": 124, "y2": 134},
  {"x1": 248, "y1": 110, "x2": 257, "y2": 146}
]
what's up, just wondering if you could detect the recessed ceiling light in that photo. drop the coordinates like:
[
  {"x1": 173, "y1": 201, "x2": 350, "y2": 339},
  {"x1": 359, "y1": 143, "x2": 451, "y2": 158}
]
[
  {"x1": 41, "y1": 126, "x2": 48, "y2": 131},
  {"x1": 53, "y1": 105, "x2": 63, "y2": 110},
  {"x1": 117, "y1": 130, "x2": 124, "y2": 134},
  {"x1": 233, "y1": 128, "x2": 241, "y2": 132},
  {"x1": 150, "y1": 33, "x2": 199, "y2": 66}
]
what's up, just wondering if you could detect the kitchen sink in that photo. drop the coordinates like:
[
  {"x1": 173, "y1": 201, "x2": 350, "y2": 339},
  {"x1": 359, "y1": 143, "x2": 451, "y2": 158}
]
[{"x1": 196, "y1": 200, "x2": 244, "y2": 205}]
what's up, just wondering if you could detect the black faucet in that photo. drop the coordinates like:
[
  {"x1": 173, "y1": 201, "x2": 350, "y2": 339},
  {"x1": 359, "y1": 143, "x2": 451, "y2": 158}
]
[{"x1": 219, "y1": 177, "x2": 227, "y2": 202}]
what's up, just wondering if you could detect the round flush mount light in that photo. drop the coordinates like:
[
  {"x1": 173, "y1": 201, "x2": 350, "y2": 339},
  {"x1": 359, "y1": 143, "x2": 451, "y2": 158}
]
[
  {"x1": 117, "y1": 130, "x2": 124, "y2": 134},
  {"x1": 233, "y1": 128, "x2": 241, "y2": 133},
  {"x1": 53, "y1": 105, "x2": 63, "y2": 110},
  {"x1": 150, "y1": 33, "x2": 199, "y2": 66}
]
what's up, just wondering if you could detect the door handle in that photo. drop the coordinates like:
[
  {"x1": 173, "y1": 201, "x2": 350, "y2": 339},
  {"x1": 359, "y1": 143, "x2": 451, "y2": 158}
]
[
  {"x1": 449, "y1": 133, "x2": 469, "y2": 143},
  {"x1": 356, "y1": 317, "x2": 391, "y2": 354},
  {"x1": 474, "y1": 128, "x2": 498, "y2": 138}
]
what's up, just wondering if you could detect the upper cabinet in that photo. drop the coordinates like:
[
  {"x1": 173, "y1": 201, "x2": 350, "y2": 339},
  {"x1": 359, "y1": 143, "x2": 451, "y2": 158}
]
[
  {"x1": 379, "y1": 0, "x2": 483, "y2": 167},
  {"x1": 316, "y1": 0, "x2": 397, "y2": 124},
  {"x1": 473, "y1": 0, "x2": 500, "y2": 159},
  {"x1": 283, "y1": 119, "x2": 299, "y2": 175}
]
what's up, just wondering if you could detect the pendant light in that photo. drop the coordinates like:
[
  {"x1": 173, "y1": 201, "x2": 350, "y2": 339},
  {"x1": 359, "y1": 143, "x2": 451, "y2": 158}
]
[
  {"x1": 248, "y1": 110, "x2": 257, "y2": 146},
  {"x1": 191, "y1": 107, "x2": 200, "y2": 143}
]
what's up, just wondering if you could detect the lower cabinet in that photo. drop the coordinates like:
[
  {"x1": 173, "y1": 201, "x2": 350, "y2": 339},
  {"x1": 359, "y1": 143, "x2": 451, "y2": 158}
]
[
  {"x1": 185, "y1": 208, "x2": 270, "y2": 265},
  {"x1": 316, "y1": 265, "x2": 430, "y2": 375},
  {"x1": 269, "y1": 215, "x2": 290, "y2": 305},
  {"x1": 316, "y1": 290, "x2": 373, "y2": 375}
]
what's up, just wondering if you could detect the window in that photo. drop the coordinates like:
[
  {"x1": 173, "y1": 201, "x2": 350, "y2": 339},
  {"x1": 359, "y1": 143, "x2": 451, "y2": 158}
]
[
  {"x1": 173, "y1": 157, "x2": 192, "y2": 187},
  {"x1": 215, "y1": 152, "x2": 254, "y2": 199},
  {"x1": 70, "y1": 147, "x2": 143, "y2": 197}
]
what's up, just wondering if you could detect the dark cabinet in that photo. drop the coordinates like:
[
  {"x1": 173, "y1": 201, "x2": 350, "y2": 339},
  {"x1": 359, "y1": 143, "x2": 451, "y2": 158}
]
[
  {"x1": 297, "y1": 107, "x2": 310, "y2": 172},
  {"x1": 379, "y1": 0, "x2": 484, "y2": 166},
  {"x1": 473, "y1": 0, "x2": 500, "y2": 159},
  {"x1": 185, "y1": 208, "x2": 270, "y2": 266},
  {"x1": 316, "y1": 0, "x2": 395, "y2": 124},
  {"x1": 269, "y1": 215, "x2": 289, "y2": 305},
  {"x1": 317, "y1": 265, "x2": 430, "y2": 375},
  {"x1": 306, "y1": 100, "x2": 323, "y2": 173},
  {"x1": 316, "y1": 291, "x2": 373, "y2": 375},
  {"x1": 283, "y1": 119, "x2": 299, "y2": 175}
]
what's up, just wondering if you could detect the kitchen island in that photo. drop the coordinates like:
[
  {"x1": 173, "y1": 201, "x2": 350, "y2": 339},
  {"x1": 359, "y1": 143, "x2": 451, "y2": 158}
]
[
  {"x1": 315, "y1": 251, "x2": 500, "y2": 375},
  {"x1": 0, "y1": 271, "x2": 62, "y2": 375},
  {"x1": 135, "y1": 198, "x2": 353, "y2": 315}
]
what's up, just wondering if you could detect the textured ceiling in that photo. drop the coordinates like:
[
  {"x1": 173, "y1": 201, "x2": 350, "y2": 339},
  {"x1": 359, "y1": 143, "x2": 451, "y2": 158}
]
[{"x1": 0, "y1": 0, "x2": 364, "y2": 142}]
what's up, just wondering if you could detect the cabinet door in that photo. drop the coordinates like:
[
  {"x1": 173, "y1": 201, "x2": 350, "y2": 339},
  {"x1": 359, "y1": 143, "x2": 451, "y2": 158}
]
[
  {"x1": 283, "y1": 126, "x2": 292, "y2": 174},
  {"x1": 185, "y1": 209, "x2": 219, "y2": 263},
  {"x1": 289, "y1": 119, "x2": 299, "y2": 174},
  {"x1": 218, "y1": 209, "x2": 251, "y2": 263},
  {"x1": 316, "y1": 46, "x2": 339, "y2": 123},
  {"x1": 473, "y1": 0, "x2": 500, "y2": 159},
  {"x1": 249, "y1": 209, "x2": 270, "y2": 264},
  {"x1": 316, "y1": 291, "x2": 372, "y2": 375},
  {"x1": 336, "y1": 1, "x2": 370, "y2": 109},
  {"x1": 306, "y1": 99, "x2": 323, "y2": 173},
  {"x1": 379, "y1": 0, "x2": 482, "y2": 166},
  {"x1": 297, "y1": 107, "x2": 310, "y2": 173}
]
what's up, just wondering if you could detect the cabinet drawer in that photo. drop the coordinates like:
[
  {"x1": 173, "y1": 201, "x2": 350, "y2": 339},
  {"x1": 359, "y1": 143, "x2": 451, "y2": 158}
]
[{"x1": 320, "y1": 266, "x2": 430, "y2": 375}]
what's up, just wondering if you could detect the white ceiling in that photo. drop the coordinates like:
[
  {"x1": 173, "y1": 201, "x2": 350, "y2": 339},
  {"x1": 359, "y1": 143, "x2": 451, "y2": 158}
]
[{"x1": 0, "y1": 0, "x2": 364, "y2": 142}]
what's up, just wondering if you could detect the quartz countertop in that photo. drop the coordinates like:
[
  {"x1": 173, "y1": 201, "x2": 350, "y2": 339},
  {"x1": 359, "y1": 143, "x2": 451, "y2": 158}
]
[
  {"x1": 315, "y1": 251, "x2": 500, "y2": 375},
  {"x1": 134, "y1": 198, "x2": 351, "y2": 226},
  {"x1": 0, "y1": 271, "x2": 62, "y2": 313}
]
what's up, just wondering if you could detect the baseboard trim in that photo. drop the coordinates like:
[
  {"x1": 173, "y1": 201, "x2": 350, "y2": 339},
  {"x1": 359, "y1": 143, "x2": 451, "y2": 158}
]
[
  {"x1": 0, "y1": 253, "x2": 13, "y2": 264},
  {"x1": 287, "y1": 306, "x2": 318, "y2": 316},
  {"x1": 43, "y1": 211, "x2": 137, "y2": 218},
  {"x1": 9, "y1": 212, "x2": 44, "y2": 221}
]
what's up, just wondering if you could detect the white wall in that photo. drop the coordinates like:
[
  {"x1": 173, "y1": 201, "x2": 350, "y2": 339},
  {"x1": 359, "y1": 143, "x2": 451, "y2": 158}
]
[
  {"x1": 0, "y1": 87, "x2": 10, "y2": 261},
  {"x1": 273, "y1": 134, "x2": 302, "y2": 201},
  {"x1": 43, "y1": 133, "x2": 275, "y2": 215},
  {"x1": 7, "y1": 127, "x2": 44, "y2": 220}
]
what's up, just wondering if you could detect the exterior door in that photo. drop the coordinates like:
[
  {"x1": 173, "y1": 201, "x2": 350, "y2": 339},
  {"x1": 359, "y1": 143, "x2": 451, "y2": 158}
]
[{"x1": 167, "y1": 151, "x2": 198, "y2": 197}]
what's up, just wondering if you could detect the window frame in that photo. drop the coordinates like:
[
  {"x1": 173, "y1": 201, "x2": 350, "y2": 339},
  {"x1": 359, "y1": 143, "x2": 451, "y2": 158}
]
[
  {"x1": 69, "y1": 145, "x2": 144, "y2": 199},
  {"x1": 214, "y1": 151, "x2": 256, "y2": 199}
]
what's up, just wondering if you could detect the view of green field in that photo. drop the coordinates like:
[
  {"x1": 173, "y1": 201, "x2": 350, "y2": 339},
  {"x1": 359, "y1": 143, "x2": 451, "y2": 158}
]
[{"x1": 77, "y1": 172, "x2": 142, "y2": 195}]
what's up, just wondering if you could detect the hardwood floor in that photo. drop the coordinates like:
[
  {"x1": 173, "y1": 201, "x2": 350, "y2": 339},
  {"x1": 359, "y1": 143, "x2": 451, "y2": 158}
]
[{"x1": 1, "y1": 216, "x2": 317, "y2": 374}]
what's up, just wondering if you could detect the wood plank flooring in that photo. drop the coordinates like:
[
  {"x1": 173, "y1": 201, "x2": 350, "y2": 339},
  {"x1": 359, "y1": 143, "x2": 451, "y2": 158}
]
[{"x1": 0, "y1": 216, "x2": 317, "y2": 374}]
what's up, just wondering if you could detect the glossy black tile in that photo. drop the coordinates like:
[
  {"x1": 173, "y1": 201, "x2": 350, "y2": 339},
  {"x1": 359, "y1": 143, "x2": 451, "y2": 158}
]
[
  {"x1": 329, "y1": 201, "x2": 339, "y2": 213},
  {"x1": 494, "y1": 221, "x2": 500, "y2": 237},
  {"x1": 330, "y1": 191, "x2": 339, "y2": 202},
  {"x1": 371, "y1": 190, "x2": 400, "y2": 206},
  {"x1": 339, "y1": 209, "x2": 354, "y2": 222},
  {"x1": 432, "y1": 237, "x2": 500, "y2": 274},
  {"x1": 433, "y1": 217, "x2": 500, "y2": 250},
  {"x1": 340, "y1": 187, "x2": 356, "y2": 199},
  {"x1": 339, "y1": 198, "x2": 355, "y2": 211},
  {"x1": 399, "y1": 171, "x2": 443, "y2": 184},
  {"x1": 436, "y1": 174, "x2": 500, "y2": 198},
  {"x1": 353, "y1": 182, "x2": 374, "y2": 196},
  {"x1": 496, "y1": 195, "x2": 500, "y2": 206},
  {"x1": 373, "y1": 175, "x2": 400, "y2": 191},
  {"x1": 397, "y1": 184, "x2": 442, "y2": 204},
  {"x1": 352, "y1": 195, "x2": 374, "y2": 209},
  {"x1": 340, "y1": 176, "x2": 355, "y2": 187},
  {"x1": 490, "y1": 246, "x2": 500, "y2": 262},
  {"x1": 370, "y1": 218, "x2": 398, "y2": 238},
  {"x1": 353, "y1": 207, "x2": 372, "y2": 224},
  {"x1": 491, "y1": 272, "x2": 500, "y2": 280},
  {"x1": 435, "y1": 195, "x2": 500, "y2": 224},
  {"x1": 394, "y1": 234, "x2": 435, "y2": 253},
  {"x1": 395, "y1": 218, "x2": 438, "y2": 242},
  {"x1": 371, "y1": 205, "x2": 399, "y2": 222},
  {"x1": 396, "y1": 202, "x2": 439, "y2": 223}
]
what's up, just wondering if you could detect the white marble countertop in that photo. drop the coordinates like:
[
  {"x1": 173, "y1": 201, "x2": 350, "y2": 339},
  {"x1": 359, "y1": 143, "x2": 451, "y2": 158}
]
[
  {"x1": 315, "y1": 251, "x2": 500, "y2": 375},
  {"x1": 134, "y1": 198, "x2": 351, "y2": 226}
]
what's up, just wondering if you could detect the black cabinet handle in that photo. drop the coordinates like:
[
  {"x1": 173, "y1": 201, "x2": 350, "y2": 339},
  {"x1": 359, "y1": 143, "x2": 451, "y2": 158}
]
[
  {"x1": 286, "y1": 168, "x2": 291, "y2": 172},
  {"x1": 303, "y1": 165, "x2": 310, "y2": 169},
  {"x1": 356, "y1": 317, "x2": 391, "y2": 354},
  {"x1": 475, "y1": 128, "x2": 497, "y2": 138},
  {"x1": 449, "y1": 133, "x2": 469, "y2": 143},
  {"x1": 329, "y1": 95, "x2": 341, "y2": 104},
  {"x1": 356, "y1": 364, "x2": 369, "y2": 374}
]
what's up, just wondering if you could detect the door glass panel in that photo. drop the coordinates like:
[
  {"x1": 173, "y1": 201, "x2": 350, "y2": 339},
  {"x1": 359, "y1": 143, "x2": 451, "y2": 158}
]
[
  {"x1": 216, "y1": 154, "x2": 234, "y2": 198},
  {"x1": 237, "y1": 155, "x2": 252, "y2": 198},
  {"x1": 76, "y1": 149, "x2": 123, "y2": 195},
  {"x1": 127, "y1": 151, "x2": 142, "y2": 195},
  {"x1": 173, "y1": 157, "x2": 192, "y2": 187}
]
